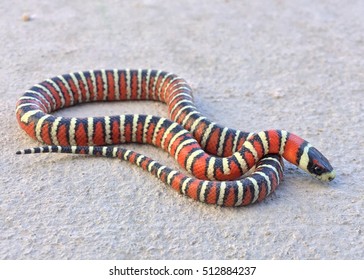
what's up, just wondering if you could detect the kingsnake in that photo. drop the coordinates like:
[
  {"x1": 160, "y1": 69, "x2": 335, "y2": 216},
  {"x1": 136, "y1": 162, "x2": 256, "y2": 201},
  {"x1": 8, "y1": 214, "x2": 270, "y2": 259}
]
[{"x1": 15, "y1": 69, "x2": 335, "y2": 206}]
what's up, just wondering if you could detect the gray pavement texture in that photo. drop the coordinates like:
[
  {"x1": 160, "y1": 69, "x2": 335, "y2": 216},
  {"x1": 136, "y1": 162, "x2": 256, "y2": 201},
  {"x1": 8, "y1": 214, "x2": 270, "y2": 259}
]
[{"x1": 1, "y1": 0, "x2": 363, "y2": 259}]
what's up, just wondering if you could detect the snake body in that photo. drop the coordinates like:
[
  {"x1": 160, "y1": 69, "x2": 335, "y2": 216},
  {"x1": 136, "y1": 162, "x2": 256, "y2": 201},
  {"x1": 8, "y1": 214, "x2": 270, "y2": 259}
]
[{"x1": 15, "y1": 69, "x2": 335, "y2": 206}]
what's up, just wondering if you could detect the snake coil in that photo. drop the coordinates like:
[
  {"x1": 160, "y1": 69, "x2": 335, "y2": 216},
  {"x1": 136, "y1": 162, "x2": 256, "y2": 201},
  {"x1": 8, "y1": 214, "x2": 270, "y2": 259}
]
[{"x1": 15, "y1": 69, "x2": 335, "y2": 206}]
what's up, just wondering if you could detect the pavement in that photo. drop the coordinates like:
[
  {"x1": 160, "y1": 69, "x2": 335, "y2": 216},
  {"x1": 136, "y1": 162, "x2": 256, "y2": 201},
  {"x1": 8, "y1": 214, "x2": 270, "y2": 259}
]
[{"x1": 1, "y1": 0, "x2": 363, "y2": 259}]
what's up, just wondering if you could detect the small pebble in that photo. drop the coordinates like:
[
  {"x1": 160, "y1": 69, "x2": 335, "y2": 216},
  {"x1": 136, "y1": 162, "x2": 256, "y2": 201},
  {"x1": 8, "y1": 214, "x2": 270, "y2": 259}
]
[
  {"x1": 270, "y1": 89, "x2": 285, "y2": 99},
  {"x1": 22, "y1": 13, "x2": 31, "y2": 22}
]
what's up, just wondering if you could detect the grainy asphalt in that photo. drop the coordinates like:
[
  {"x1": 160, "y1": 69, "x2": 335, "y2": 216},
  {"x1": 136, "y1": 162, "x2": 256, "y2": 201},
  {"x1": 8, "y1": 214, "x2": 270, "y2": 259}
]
[{"x1": 1, "y1": 0, "x2": 363, "y2": 259}]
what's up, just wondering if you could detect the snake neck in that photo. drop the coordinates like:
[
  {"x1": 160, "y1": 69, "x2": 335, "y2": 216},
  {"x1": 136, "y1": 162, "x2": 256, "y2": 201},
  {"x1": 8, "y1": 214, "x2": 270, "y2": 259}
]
[{"x1": 239, "y1": 130, "x2": 304, "y2": 165}]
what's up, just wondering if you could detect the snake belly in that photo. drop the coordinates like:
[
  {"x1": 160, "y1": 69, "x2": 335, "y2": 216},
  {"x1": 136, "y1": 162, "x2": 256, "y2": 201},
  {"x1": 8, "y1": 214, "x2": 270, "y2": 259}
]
[{"x1": 15, "y1": 69, "x2": 334, "y2": 206}]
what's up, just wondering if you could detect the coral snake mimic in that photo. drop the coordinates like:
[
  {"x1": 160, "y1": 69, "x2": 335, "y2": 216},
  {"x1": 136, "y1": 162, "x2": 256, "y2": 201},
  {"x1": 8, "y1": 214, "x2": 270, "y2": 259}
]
[{"x1": 15, "y1": 69, "x2": 335, "y2": 207}]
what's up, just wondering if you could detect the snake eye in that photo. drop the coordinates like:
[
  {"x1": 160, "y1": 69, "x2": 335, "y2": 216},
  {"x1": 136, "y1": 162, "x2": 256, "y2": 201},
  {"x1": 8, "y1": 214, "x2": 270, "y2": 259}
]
[{"x1": 313, "y1": 165, "x2": 324, "y2": 175}]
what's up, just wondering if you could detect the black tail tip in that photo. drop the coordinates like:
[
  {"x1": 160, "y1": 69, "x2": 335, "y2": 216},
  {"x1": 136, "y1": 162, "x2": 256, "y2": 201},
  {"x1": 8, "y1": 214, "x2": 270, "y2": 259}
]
[{"x1": 16, "y1": 151, "x2": 22, "y2": 155}]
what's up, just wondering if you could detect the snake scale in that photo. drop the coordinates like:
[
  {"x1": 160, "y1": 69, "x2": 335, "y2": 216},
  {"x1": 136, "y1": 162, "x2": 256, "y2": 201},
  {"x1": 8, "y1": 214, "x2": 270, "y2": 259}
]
[{"x1": 15, "y1": 69, "x2": 335, "y2": 206}]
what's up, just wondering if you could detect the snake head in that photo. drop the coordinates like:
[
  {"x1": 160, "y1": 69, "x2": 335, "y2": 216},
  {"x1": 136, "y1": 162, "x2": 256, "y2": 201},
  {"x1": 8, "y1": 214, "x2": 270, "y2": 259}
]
[
  {"x1": 281, "y1": 131, "x2": 335, "y2": 182},
  {"x1": 303, "y1": 146, "x2": 336, "y2": 181}
]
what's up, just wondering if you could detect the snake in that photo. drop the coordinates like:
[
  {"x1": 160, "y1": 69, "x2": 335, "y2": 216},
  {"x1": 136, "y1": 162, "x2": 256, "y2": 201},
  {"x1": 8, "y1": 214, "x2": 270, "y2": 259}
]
[{"x1": 15, "y1": 69, "x2": 335, "y2": 206}]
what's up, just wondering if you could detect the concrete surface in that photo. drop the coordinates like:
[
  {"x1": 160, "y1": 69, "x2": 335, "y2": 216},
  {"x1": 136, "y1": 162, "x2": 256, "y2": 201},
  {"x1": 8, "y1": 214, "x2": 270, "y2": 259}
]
[{"x1": 1, "y1": 0, "x2": 363, "y2": 259}]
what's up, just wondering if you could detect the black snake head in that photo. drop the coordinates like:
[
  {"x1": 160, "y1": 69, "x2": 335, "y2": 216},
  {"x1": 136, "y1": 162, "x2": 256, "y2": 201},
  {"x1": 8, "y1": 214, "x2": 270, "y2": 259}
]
[{"x1": 305, "y1": 146, "x2": 335, "y2": 181}]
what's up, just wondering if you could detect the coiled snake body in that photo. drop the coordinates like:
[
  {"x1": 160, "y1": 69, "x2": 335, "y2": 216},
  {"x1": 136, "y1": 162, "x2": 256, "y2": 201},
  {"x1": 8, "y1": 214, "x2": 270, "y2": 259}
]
[{"x1": 15, "y1": 69, "x2": 335, "y2": 206}]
